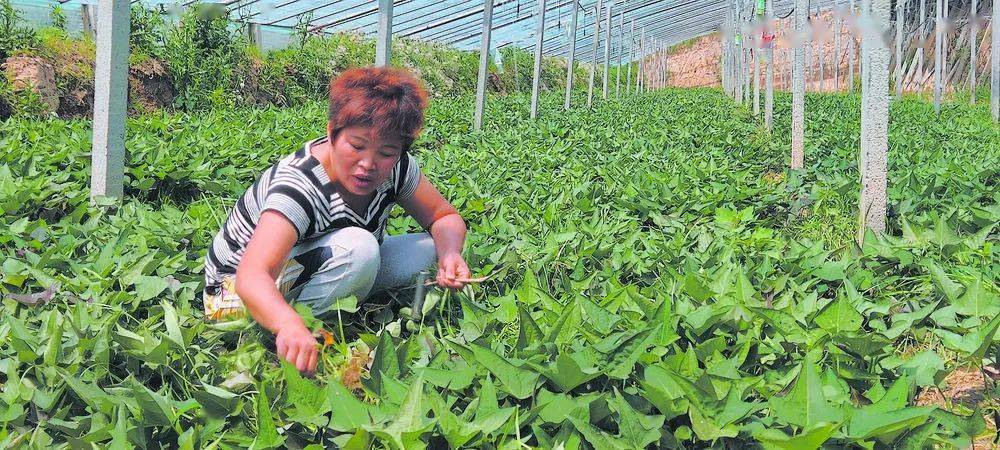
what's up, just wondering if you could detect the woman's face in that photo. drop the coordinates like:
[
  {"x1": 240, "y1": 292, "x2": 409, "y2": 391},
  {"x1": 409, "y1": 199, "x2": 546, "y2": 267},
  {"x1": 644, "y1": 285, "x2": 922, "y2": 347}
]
[{"x1": 328, "y1": 124, "x2": 403, "y2": 196}]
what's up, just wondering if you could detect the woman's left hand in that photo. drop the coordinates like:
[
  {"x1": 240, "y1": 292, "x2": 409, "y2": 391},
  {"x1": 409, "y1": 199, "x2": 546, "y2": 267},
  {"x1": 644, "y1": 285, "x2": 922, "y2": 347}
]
[{"x1": 436, "y1": 252, "x2": 471, "y2": 290}]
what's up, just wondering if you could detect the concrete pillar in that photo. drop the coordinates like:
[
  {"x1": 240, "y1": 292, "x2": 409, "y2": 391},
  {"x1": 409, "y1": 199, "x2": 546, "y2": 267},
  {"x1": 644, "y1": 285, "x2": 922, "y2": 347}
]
[
  {"x1": 627, "y1": 20, "x2": 634, "y2": 94},
  {"x1": 934, "y1": 0, "x2": 943, "y2": 112},
  {"x1": 91, "y1": 0, "x2": 130, "y2": 200},
  {"x1": 616, "y1": 11, "x2": 623, "y2": 97},
  {"x1": 81, "y1": 4, "x2": 96, "y2": 37},
  {"x1": 564, "y1": 0, "x2": 579, "y2": 110},
  {"x1": 818, "y1": 4, "x2": 826, "y2": 92},
  {"x1": 602, "y1": 3, "x2": 611, "y2": 99},
  {"x1": 792, "y1": 0, "x2": 807, "y2": 170},
  {"x1": 917, "y1": 0, "x2": 926, "y2": 91},
  {"x1": 474, "y1": 0, "x2": 494, "y2": 131},
  {"x1": 849, "y1": 0, "x2": 857, "y2": 90},
  {"x1": 834, "y1": 1, "x2": 842, "y2": 91},
  {"x1": 765, "y1": 0, "x2": 774, "y2": 130},
  {"x1": 894, "y1": 0, "x2": 905, "y2": 98},
  {"x1": 588, "y1": 0, "x2": 603, "y2": 107},
  {"x1": 248, "y1": 22, "x2": 263, "y2": 49},
  {"x1": 530, "y1": 0, "x2": 546, "y2": 118},
  {"x1": 969, "y1": 0, "x2": 977, "y2": 104},
  {"x1": 375, "y1": 0, "x2": 392, "y2": 66},
  {"x1": 859, "y1": 0, "x2": 891, "y2": 242},
  {"x1": 993, "y1": 0, "x2": 999, "y2": 121}
]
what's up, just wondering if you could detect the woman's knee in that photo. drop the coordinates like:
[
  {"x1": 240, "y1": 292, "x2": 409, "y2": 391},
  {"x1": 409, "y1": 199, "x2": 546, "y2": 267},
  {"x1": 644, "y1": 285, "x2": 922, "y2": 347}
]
[{"x1": 331, "y1": 227, "x2": 380, "y2": 279}]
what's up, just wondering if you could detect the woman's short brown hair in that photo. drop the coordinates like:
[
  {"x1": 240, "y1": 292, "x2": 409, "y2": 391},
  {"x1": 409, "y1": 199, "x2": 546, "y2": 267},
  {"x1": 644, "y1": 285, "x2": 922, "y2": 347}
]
[{"x1": 327, "y1": 67, "x2": 428, "y2": 152}]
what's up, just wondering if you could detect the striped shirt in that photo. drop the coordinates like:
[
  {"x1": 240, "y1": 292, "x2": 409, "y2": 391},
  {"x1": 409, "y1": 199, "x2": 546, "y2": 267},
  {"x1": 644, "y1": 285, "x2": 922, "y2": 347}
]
[{"x1": 203, "y1": 136, "x2": 421, "y2": 294}]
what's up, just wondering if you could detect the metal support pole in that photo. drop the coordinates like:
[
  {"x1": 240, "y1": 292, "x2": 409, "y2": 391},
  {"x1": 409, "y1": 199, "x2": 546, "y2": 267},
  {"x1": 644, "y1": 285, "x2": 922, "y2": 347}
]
[
  {"x1": 859, "y1": 0, "x2": 891, "y2": 242},
  {"x1": 934, "y1": 0, "x2": 943, "y2": 112},
  {"x1": 587, "y1": 0, "x2": 602, "y2": 107},
  {"x1": 969, "y1": 0, "x2": 977, "y2": 104},
  {"x1": 765, "y1": 0, "x2": 774, "y2": 130},
  {"x1": 792, "y1": 0, "x2": 807, "y2": 170},
  {"x1": 616, "y1": 11, "x2": 623, "y2": 97},
  {"x1": 564, "y1": 0, "x2": 579, "y2": 110},
  {"x1": 602, "y1": 3, "x2": 611, "y2": 99},
  {"x1": 894, "y1": 0, "x2": 904, "y2": 98},
  {"x1": 375, "y1": 0, "x2": 393, "y2": 66},
  {"x1": 530, "y1": 0, "x2": 546, "y2": 119},
  {"x1": 993, "y1": 0, "x2": 999, "y2": 121},
  {"x1": 473, "y1": 0, "x2": 494, "y2": 131},
  {"x1": 91, "y1": 0, "x2": 129, "y2": 200}
]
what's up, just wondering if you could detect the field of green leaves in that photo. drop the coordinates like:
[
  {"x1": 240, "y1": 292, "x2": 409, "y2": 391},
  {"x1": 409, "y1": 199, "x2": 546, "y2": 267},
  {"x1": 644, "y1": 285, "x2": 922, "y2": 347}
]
[{"x1": 1, "y1": 88, "x2": 998, "y2": 449}]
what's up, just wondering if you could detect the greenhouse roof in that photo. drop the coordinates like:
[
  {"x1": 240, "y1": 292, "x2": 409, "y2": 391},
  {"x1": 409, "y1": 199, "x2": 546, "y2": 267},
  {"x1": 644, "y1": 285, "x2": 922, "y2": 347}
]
[{"x1": 43, "y1": 0, "x2": 846, "y2": 60}]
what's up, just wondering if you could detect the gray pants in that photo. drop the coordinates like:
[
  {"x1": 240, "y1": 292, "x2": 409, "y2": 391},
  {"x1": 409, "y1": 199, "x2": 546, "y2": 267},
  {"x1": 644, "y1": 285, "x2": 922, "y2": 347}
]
[{"x1": 277, "y1": 227, "x2": 436, "y2": 318}]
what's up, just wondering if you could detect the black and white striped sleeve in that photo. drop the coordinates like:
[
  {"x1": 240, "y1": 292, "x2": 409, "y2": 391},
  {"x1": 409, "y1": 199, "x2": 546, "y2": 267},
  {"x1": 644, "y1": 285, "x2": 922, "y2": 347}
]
[
  {"x1": 396, "y1": 153, "x2": 422, "y2": 201},
  {"x1": 261, "y1": 172, "x2": 314, "y2": 238}
]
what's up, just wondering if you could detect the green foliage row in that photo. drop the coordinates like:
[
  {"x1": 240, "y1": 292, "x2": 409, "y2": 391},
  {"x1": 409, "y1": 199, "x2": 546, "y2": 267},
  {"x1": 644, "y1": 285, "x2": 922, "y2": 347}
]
[{"x1": 1, "y1": 89, "x2": 997, "y2": 448}]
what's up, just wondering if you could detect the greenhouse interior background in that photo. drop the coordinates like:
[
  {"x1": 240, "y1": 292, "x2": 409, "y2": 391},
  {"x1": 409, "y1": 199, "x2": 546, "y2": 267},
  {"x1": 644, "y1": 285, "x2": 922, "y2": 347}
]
[{"x1": 1, "y1": 0, "x2": 998, "y2": 448}]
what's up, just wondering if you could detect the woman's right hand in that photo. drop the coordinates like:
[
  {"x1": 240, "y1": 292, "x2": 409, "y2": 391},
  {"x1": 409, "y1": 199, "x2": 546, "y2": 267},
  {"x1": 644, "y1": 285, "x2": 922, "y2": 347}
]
[{"x1": 274, "y1": 319, "x2": 319, "y2": 374}]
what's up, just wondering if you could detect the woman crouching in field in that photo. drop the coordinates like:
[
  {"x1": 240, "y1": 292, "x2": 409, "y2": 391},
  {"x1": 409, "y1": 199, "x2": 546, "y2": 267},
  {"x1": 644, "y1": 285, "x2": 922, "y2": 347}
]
[{"x1": 202, "y1": 67, "x2": 470, "y2": 374}]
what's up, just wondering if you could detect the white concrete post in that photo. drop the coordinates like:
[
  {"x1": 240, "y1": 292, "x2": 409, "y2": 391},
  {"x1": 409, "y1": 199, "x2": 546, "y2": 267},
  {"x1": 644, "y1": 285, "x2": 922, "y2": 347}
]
[
  {"x1": 765, "y1": 0, "x2": 774, "y2": 130},
  {"x1": 638, "y1": 28, "x2": 645, "y2": 93},
  {"x1": 474, "y1": 0, "x2": 494, "y2": 131},
  {"x1": 993, "y1": 0, "x2": 999, "y2": 121},
  {"x1": 81, "y1": 4, "x2": 96, "y2": 37},
  {"x1": 753, "y1": 41, "x2": 760, "y2": 115},
  {"x1": 818, "y1": 4, "x2": 826, "y2": 92},
  {"x1": 834, "y1": 1, "x2": 842, "y2": 90},
  {"x1": 917, "y1": 0, "x2": 926, "y2": 91},
  {"x1": 616, "y1": 11, "x2": 623, "y2": 97},
  {"x1": 375, "y1": 0, "x2": 393, "y2": 66},
  {"x1": 602, "y1": 3, "x2": 611, "y2": 99},
  {"x1": 248, "y1": 22, "x2": 263, "y2": 48},
  {"x1": 588, "y1": 0, "x2": 603, "y2": 107},
  {"x1": 627, "y1": 20, "x2": 634, "y2": 94},
  {"x1": 859, "y1": 0, "x2": 891, "y2": 242},
  {"x1": 530, "y1": 0, "x2": 546, "y2": 119},
  {"x1": 792, "y1": 0, "x2": 807, "y2": 170},
  {"x1": 934, "y1": 0, "x2": 943, "y2": 112},
  {"x1": 969, "y1": 0, "x2": 977, "y2": 104},
  {"x1": 91, "y1": 0, "x2": 130, "y2": 200},
  {"x1": 942, "y1": 0, "x2": 949, "y2": 90},
  {"x1": 849, "y1": 0, "x2": 857, "y2": 90},
  {"x1": 564, "y1": 0, "x2": 579, "y2": 110},
  {"x1": 894, "y1": 0, "x2": 904, "y2": 98}
]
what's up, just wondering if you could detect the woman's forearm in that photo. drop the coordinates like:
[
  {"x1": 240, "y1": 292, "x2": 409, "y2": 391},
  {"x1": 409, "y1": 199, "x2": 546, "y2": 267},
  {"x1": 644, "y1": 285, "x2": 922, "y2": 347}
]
[
  {"x1": 429, "y1": 213, "x2": 467, "y2": 257},
  {"x1": 235, "y1": 269, "x2": 303, "y2": 334}
]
